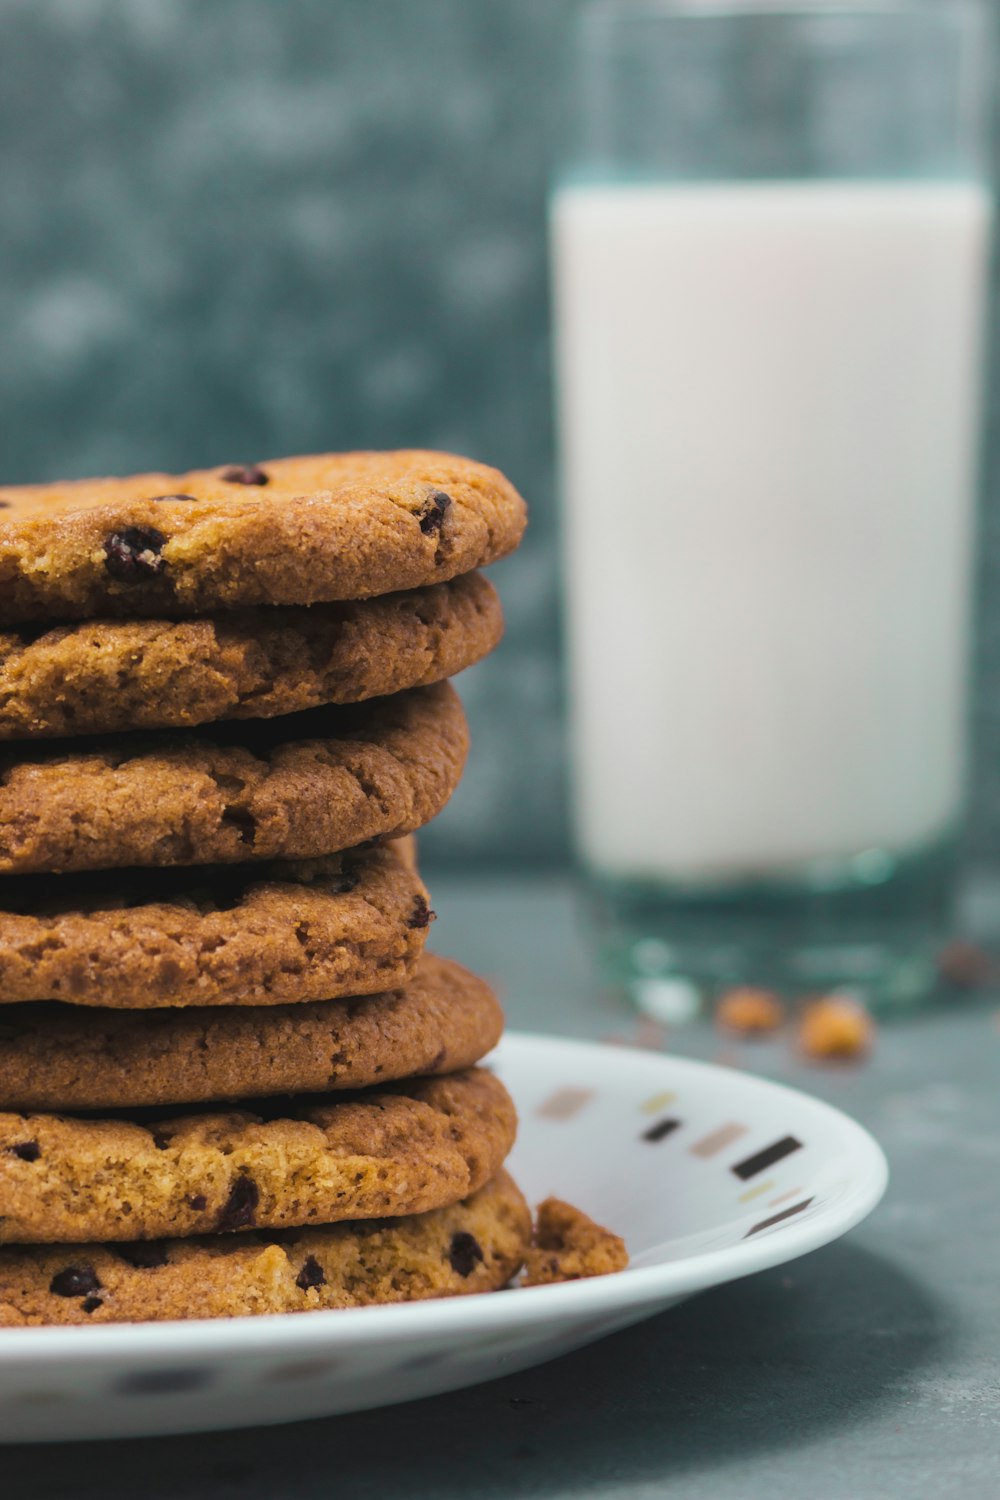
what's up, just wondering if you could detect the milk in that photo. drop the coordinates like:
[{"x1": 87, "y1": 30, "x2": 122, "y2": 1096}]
[{"x1": 552, "y1": 181, "x2": 991, "y2": 885}]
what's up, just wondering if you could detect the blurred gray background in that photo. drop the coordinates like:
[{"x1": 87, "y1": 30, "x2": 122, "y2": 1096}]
[{"x1": 1, "y1": 0, "x2": 998, "y2": 871}]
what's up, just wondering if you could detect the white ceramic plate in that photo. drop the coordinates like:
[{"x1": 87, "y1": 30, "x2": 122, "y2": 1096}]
[{"x1": 0, "y1": 1033, "x2": 887, "y2": 1443}]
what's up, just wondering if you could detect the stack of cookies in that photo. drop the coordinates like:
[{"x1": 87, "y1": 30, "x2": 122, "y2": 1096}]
[{"x1": 0, "y1": 449, "x2": 578, "y2": 1325}]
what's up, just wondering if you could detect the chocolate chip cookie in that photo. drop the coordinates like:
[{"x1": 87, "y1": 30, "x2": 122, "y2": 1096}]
[
  {"x1": 0, "y1": 1069, "x2": 516, "y2": 1244},
  {"x1": 0, "y1": 681, "x2": 466, "y2": 875},
  {"x1": 0, "y1": 572, "x2": 501, "y2": 740},
  {"x1": 0, "y1": 955, "x2": 502, "y2": 1110},
  {"x1": 0, "y1": 1170, "x2": 531, "y2": 1324},
  {"x1": 0, "y1": 450, "x2": 527, "y2": 625},
  {"x1": 0, "y1": 838, "x2": 431, "y2": 1011}
]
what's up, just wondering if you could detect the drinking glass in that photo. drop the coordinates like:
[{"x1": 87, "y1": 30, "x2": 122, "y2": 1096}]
[{"x1": 551, "y1": 1, "x2": 994, "y2": 1015}]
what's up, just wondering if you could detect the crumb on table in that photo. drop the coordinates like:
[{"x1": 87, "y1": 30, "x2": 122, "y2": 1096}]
[
  {"x1": 715, "y1": 987, "x2": 785, "y2": 1037},
  {"x1": 798, "y1": 995, "x2": 875, "y2": 1061}
]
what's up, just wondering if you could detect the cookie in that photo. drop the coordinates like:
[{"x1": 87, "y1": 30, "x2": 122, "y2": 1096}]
[
  {"x1": 0, "y1": 1171, "x2": 531, "y2": 1325},
  {"x1": 0, "y1": 1069, "x2": 516, "y2": 1244},
  {"x1": 0, "y1": 450, "x2": 527, "y2": 625},
  {"x1": 0, "y1": 839, "x2": 431, "y2": 1011},
  {"x1": 0, "y1": 572, "x2": 502, "y2": 741},
  {"x1": 0, "y1": 955, "x2": 503, "y2": 1110},
  {"x1": 521, "y1": 1199, "x2": 629, "y2": 1285},
  {"x1": 0, "y1": 680, "x2": 466, "y2": 876}
]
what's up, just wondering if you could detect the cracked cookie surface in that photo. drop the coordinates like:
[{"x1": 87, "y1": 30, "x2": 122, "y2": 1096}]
[
  {"x1": 0, "y1": 954, "x2": 501, "y2": 1110},
  {"x1": 0, "y1": 1171, "x2": 531, "y2": 1324},
  {"x1": 0, "y1": 572, "x2": 501, "y2": 740},
  {"x1": 0, "y1": 1069, "x2": 516, "y2": 1244},
  {"x1": 0, "y1": 681, "x2": 466, "y2": 875},
  {"x1": 0, "y1": 450, "x2": 527, "y2": 625}
]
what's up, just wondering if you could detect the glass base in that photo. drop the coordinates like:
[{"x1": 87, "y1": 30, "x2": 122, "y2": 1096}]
[{"x1": 586, "y1": 840, "x2": 957, "y2": 1020}]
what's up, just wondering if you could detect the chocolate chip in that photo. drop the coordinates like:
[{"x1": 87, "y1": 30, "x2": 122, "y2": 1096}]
[
  {"x1": 406, "y1": 895, "x2": 435, "y2": 930},
  {"x1": 216, "y1": 1175, "x2": 259, "y2": 1232},
  {"x1": 448, "y1": 1232, "x2": 484, "y2": 1278},
  {"x1": 50, "y1": 1265, "x2": 102, "y2": 1298},
  {"x1": 418, "y1": 490, "x2": 451, "y2": 536},
  {"x1": 427, "y1": 1048, "x2": 447, "y2": 1073},
  {"x1": 103, "y1": 526, "x2": 168, "y2": 585},
  {"x1": 219, "y1": 464, "x2": 269, "y2": 486},
  {"x1": 8, "y1": 1140, "x2": 40, "y2": 1162},
  {"x1": 148, "y1": 493, "x2": 197, "y2": 503},
  {"x1": 295, "y1": 1256, "x2": 326, "y2": 1291},
  {"x1": 188, "y1": 1193, "x2": 208, "y2": 1211},
  {"x1": 322, "y1": 872, "x2": 359, "y2": 896},
  {"x1": 0, "y1": 498, "x2": 10, "y2": 509},
  {"x1": 81, "y1": 1296, "x2": 103, "y2": 1314},
  {"x1": 116, "y1": 1241, "x2": 169, "y2": 1270},
  {"x1": 151, "y1": 1128, "x2": 173, "y2": 1151}
]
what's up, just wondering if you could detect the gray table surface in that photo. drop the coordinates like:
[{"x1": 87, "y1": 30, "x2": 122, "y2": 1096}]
[{"x1": 8, "y1": 873, "x2": 1000, "y2": 1500}]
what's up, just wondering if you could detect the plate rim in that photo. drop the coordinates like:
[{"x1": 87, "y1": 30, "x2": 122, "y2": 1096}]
[{"x1": 0, "y1": 1032, "x2": 888, "y2": 1366}]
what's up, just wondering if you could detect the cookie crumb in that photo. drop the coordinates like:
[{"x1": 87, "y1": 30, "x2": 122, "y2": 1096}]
[
  {"x1": 715, "y1": 987, "x2": 785, "y2": 1037},
  {"x1": 798, "y1": 995, "x2": 874, "y2": 1061},
  {"x1": 522, "y1": 1199, "x2": 628, "y2": 1286}
]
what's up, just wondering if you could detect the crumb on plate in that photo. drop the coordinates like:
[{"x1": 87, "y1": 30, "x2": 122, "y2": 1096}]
[{"x1": 522, "y1": 1199, "x2": 628, "y2": 1286}]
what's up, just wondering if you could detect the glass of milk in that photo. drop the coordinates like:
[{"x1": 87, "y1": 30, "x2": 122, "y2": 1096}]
[{"x1": 552, "y1": 1, "x2": 993, "y2": 1015}]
